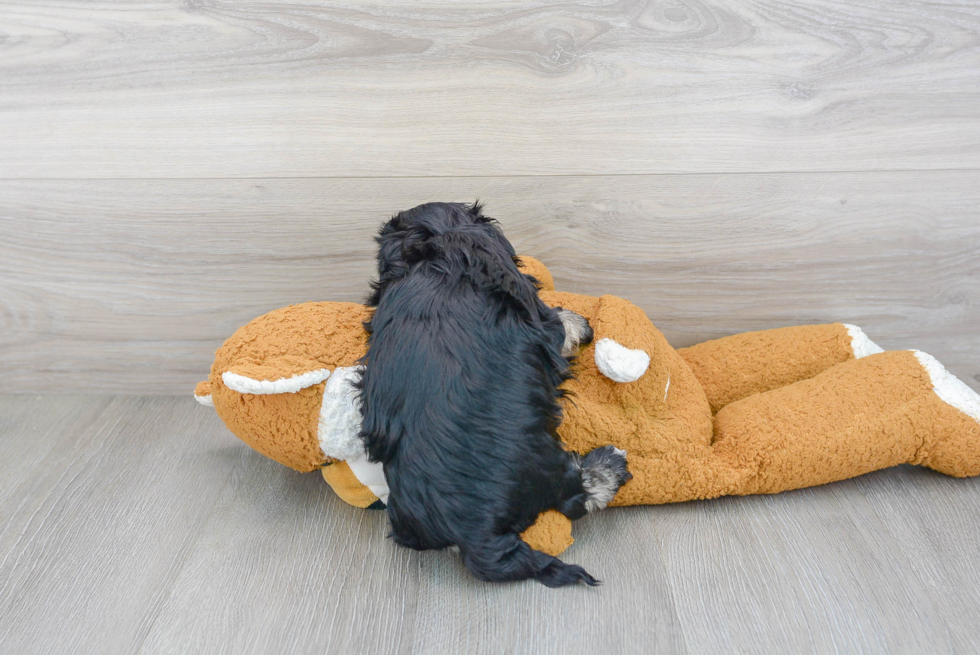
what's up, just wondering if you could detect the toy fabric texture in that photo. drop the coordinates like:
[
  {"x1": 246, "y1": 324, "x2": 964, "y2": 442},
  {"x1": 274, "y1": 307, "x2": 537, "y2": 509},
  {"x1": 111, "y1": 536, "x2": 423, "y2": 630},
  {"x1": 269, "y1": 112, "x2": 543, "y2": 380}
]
[{"x1": 195, "y1": 257, "x2": 980, "y2": 556}]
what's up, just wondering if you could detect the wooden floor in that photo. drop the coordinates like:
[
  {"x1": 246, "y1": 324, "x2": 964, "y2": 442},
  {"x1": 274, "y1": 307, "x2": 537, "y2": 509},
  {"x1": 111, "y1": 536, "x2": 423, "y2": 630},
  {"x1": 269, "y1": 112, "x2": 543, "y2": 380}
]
[{"x1": 1, "y1": 394, "x2": 979, "y2": 654}]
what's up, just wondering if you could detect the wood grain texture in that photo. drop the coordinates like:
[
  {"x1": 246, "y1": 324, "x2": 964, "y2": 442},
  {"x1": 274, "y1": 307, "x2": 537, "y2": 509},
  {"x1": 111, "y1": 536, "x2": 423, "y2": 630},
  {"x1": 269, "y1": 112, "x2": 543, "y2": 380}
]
[
  {"x1": 1, "y1": 0, "x2": 979, "y2": 177},
  {"x1": 2, "y1": 172, "x2": 977, "y2": 394},
  {"x1": 0, "y1": 396, "x2": 242, "y2": 654},
  {"x1": 658, "y1": 481, "x2": 958, "y2": 653},
  {"x1": 855, "y1": 465, "x2": 980, "y2": 653},
  {"x1": 2, "y1": 395, "x2": 980, "y2": 653},
  {"x1": 408, "y1": 506, "x2": 687, "y2": 655},
  {"x1": 137, "y1": 452, "x2": 423, "y2": 655}
]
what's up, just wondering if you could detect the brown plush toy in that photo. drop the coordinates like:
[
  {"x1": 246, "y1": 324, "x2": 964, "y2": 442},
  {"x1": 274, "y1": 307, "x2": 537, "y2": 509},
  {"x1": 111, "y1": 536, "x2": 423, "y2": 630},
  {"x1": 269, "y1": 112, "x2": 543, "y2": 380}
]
[{"x1": 194, "y1": 257, "x2": 980, "y2": 556}]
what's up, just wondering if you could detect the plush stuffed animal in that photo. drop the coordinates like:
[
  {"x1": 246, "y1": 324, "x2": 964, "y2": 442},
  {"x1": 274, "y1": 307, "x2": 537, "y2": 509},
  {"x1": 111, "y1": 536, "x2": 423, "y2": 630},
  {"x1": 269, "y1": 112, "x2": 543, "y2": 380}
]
[{"x1": 194, "y1": 257, "x2": 980, "y2": 556}]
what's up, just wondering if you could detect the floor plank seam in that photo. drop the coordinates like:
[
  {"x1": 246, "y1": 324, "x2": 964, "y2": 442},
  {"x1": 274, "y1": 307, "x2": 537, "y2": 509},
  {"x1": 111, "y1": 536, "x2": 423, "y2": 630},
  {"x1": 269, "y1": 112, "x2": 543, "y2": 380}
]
[{"x1": 1, "y1": 167, "x2": 979, "y2": 182}]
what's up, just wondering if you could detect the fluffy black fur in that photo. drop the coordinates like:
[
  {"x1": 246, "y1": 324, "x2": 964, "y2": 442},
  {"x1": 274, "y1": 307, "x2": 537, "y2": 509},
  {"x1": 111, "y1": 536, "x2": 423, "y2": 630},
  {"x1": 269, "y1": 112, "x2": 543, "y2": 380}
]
[{"x1": 358, "y1": 201, "x2": 630, "y2": 587}]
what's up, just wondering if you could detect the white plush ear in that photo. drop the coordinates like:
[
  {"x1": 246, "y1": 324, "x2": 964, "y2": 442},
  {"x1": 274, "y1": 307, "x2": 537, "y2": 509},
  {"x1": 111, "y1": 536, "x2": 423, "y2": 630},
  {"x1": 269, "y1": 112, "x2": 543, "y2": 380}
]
[
  {"x1": 595, "y1": 338, "x2": 651, "y2": 383},
  {"x1": 221, "y1": 368, "x2": 331, "y2": 395}
]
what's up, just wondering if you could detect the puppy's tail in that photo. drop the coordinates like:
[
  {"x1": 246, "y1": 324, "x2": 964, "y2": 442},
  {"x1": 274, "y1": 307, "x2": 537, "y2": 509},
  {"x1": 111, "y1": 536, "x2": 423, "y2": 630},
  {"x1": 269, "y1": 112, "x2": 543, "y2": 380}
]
[{"x1": 460, "y1": 534, "x2": 599, "y2": 588}]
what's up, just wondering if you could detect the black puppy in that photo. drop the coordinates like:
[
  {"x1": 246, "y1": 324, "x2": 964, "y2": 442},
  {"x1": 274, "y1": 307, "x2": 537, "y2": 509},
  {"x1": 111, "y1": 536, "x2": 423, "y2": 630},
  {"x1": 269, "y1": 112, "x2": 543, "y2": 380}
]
[{"x1": 358, "y1": 202, "x2": 631, "y2": 587}]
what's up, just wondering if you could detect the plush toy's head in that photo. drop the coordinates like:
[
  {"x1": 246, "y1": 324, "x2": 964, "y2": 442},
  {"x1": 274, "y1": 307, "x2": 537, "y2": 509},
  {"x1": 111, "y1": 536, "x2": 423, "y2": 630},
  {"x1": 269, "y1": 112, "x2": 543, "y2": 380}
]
[
  {"x1": 194, "y1": 301, "x2": 370, "y2": 472},
  {"x1": 194, "y1": 257, "x2": 556, "y2": 474}
]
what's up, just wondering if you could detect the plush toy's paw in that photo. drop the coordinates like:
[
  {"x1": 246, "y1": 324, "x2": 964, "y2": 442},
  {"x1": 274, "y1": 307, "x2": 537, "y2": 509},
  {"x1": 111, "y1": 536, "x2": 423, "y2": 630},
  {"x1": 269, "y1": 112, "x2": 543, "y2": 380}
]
[
  {"x1": 909, "y1": 351, "x2": 979, "y2": 478},
  {"x1": 521, "y1": 510, "x2": 575, "y2": 557},
  {"x1": 594, "y1": 338, "x2": 651, "y2": 383},
  {"x1": 558, "y1": 308, "x2": 594, "y2": 356},
  {"x1": 580, "y1": 445, "x2": 632, "y2": 513},
  {"x1": 912, "y1": 351, "x2": 980, "y2": 425},
  {"x1": 843, "y1": 324, "x2": 885, "y2": 358}
]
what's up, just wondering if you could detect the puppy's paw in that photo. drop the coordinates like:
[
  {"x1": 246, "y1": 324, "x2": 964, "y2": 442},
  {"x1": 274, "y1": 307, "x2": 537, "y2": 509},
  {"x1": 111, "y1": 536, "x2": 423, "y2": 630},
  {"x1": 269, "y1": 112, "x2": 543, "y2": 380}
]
[
  {"x1": 581, "y1": 445, "x2": 632, "y2": 513},
  {"x1": 558, "y1": 309, "x2": 594, "y2": 356}
]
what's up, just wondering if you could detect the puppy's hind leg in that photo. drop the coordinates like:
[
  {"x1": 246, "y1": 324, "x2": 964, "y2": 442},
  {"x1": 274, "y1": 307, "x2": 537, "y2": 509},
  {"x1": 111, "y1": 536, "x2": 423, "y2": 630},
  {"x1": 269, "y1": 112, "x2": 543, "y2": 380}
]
[
  {"x1": 553, "y1": 445, "x2": 632, "y2": 521},
  {"x1": 580, "y1": 445, "x2": 632, "y2": 513}
]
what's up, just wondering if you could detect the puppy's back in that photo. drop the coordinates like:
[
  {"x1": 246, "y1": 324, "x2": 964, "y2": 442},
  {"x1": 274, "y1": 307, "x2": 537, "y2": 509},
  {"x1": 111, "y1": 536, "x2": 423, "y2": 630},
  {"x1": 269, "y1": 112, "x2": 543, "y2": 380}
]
[
  {"x1": 360, "y1": 211, "x2": 596, "y2": 586},
  {"x1": 361, "y1": 270, "x2": 567, "y2": 534}
]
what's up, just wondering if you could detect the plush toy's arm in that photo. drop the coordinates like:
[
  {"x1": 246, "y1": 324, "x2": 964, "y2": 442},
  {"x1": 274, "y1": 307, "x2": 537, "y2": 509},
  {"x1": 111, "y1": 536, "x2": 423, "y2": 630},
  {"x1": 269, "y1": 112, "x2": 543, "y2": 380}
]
[
  {"x1": 678, "y1": 323, "x2": 882, "y2": 414},
  {"x1": 321, "y1": 461, "x2": 384, "y2": 508},
  {"x1": 194, "y1": 380, "x2": 214, "y2": 406}
]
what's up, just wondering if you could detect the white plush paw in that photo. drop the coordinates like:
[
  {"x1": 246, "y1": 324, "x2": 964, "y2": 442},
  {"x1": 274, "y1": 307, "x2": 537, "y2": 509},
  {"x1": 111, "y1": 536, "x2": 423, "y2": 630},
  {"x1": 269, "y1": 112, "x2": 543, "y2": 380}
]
[
  {"x1": 595, "y1": 338, "x2": 650, "y2": 383},
  {"x1": 345, "y1": 452, "x2": 390, "y2": 506},
  {"x1": 912, "y1": 351, "x2": 980, "y2": 423},
  {"x1": 843, "y1": 324, "x2": 884, "y2": 359}
]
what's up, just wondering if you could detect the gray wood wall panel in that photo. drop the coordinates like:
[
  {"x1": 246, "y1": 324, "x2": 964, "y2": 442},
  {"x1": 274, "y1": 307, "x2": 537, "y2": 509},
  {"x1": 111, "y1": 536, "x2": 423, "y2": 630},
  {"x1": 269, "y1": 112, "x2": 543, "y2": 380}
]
[
  {"x1": 2, "y1": 395, "x2": 979, "y2": 653},
  {"x1": 0, "y1": 1, "x2": 979, "y2": 177},
  {"x1": 2, "y1": 173, "x2": 977, "y2": 394}
]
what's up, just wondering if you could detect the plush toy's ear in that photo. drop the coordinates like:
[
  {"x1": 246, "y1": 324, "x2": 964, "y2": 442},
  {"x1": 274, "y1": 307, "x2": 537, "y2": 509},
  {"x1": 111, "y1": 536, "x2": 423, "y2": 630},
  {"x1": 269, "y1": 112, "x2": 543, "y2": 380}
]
[
  {"x1": 595, "y1": 338, "x2": 651, "y2": 383},
  {"x1": 588, "y1": 296, "x2": 654, "y2": 383},
  {"x1": 221, "y1": 356, "x2": 332, "y2": 395},
  {"x1": 516, "y1": 256, "x2": 555, "y2": 291}
]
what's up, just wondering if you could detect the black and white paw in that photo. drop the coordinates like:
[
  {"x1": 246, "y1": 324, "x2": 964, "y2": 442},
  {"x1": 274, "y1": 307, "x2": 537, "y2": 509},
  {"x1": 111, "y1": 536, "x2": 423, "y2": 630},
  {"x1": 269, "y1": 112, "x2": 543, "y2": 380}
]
[
  {"x1": 558, "y1": 309, "x2": 594, "y2": 357},
  {"x1": 580, "y1": 445, "x2": 632, "y2": 513}
]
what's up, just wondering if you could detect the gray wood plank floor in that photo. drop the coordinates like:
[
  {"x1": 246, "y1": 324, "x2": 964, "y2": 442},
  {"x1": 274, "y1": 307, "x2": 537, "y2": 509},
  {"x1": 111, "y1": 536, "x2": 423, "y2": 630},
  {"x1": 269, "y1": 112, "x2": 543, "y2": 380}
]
[{"x1": 2, "y1": 394, "x2": 979, "y2": 654}]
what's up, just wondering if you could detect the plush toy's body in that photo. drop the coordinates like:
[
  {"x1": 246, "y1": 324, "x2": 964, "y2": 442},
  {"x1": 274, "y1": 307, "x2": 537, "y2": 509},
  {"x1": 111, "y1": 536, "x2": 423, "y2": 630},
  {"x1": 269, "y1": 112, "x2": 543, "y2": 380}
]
[{"x1": 195, "y1": 258, "x2": 980, "y2": 555}]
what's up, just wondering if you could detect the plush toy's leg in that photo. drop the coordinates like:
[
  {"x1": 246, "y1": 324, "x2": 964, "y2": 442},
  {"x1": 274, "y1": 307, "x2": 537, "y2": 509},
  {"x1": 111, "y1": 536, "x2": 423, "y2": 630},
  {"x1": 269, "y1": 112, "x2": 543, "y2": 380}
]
[
  {"x1": 710, "y1": 350, "x2": 980, "y2": 497},
  {"x1": 607, "y1": 449, "x2": 749, "y2": 506},
  {"x1": 678, "y1": 323, "x2": 882, "y2": 414}
]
